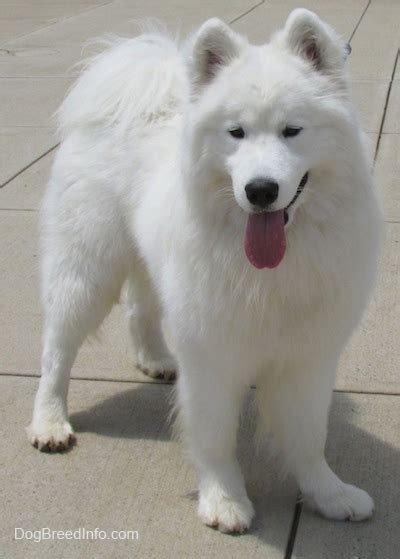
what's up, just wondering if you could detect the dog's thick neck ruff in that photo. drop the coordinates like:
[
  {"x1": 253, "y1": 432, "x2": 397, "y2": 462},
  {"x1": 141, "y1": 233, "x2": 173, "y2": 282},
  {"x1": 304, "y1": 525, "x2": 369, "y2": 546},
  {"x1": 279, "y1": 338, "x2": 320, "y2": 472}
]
[{"x1": 244, "y1": 172, "x2": 309, "y2": 269}]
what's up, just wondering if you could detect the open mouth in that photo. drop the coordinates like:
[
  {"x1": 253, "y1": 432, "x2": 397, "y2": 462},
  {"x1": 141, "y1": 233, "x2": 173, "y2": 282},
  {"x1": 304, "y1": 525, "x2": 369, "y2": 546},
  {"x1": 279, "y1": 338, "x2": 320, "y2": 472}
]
[
  {"x1": 245, "y1": 172, "x2": 309, "y2": 270},
  {"x1": 284, "y1": 172, "x2": 309, "y2": 224}
]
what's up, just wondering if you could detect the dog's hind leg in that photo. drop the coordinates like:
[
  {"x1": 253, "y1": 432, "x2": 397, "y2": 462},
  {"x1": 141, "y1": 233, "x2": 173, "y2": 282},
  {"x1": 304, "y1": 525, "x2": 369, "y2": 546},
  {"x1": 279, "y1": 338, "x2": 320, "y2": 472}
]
[
  {"x1": 27, "y1": 240, "x2": 126, "y2": 451},
  {"x1": 124, "y1": 267, "x2": 177, "y2": 380}
]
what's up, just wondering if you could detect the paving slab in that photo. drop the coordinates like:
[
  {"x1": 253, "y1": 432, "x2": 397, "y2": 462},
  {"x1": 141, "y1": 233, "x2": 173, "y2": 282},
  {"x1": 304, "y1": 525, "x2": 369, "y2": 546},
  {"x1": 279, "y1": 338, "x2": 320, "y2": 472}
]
[
  {"x1": 0, "y1": 148, "x2": 53, "y2": 206},
  {"x1": 383, "y1": 71, "x2": 400, "y2": 134},
  {"x1": 0, "y1": 78, "x2": 72, "y2": 127},
  {"x1": 374, "y1": 134, "x2": 400, "y2": 222},
  {"x1": 0, "y1": 43, "x2": 88, "y2": 79},
  {"x1": 0, "y1": 127, "x2": 55, "y2": 186},
  {"x1": 0, "y1": 2, "x2": 111, "y2": 45},
  {"x1": 0, "y1": 376, "x2": 297, "y2": 558},
  {"x1": 0, "y1": 303, "x2": 151, "y2": 382},
  {"x1": 0, "y1": 0, "x2": 261, "y2": 77},
  {"x1": 383, "y1": 83, "x2": 400, "y2": 134},
  {"x1": 0, "y1": 79, "x2": 63, "y2": 184},
  {"x1": 348, "y1": 2, "x2": 400, "y2": 81},
  {"x1": 0, "y1": 0, "x2": 111, "y2": 4},
  {"x1": 0, "y1": 78, "x2": 64, "y2": 183},
  {"x1": 350, "y1": 80, "x2": 390, "y2": 134},
  {"x1": 293, "y1": 392, "x2": 400, "y2": 559},
  {"x1": 337, "y1": 223, "x2": 400, "y2": 394}
]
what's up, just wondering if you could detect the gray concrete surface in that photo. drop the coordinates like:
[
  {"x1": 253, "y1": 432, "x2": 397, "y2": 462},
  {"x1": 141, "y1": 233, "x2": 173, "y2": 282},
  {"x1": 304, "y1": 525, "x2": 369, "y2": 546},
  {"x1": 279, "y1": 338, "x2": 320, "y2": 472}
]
[{"x1": 0, "y1": 1, "x2": 399, "y2": 557}]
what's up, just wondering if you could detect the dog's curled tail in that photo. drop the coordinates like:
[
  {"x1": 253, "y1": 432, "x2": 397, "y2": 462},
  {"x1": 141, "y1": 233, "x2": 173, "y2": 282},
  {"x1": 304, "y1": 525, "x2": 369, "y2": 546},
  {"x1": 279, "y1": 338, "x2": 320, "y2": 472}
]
[{"x1": 57, "y1": 28, "x2": 187, "y2": 137}]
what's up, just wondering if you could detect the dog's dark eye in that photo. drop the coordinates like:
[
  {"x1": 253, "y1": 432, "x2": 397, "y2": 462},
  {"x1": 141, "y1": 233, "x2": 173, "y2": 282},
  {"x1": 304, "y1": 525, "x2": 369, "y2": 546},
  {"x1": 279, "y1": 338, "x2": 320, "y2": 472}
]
[
  {"x1": 229, "y1": 127, "x2": 245, "y2": 139},
  {"x1": 282, "y1": 126, "x2": 303, "y2": 138}
]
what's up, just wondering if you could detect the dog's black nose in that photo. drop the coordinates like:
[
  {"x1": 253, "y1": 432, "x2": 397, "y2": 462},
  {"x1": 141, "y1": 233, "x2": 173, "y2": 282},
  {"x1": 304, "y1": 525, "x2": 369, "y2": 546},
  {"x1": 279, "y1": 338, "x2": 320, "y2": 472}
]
[{"x1": 245, "y1": 178, "x2": 279, "y2": 208}]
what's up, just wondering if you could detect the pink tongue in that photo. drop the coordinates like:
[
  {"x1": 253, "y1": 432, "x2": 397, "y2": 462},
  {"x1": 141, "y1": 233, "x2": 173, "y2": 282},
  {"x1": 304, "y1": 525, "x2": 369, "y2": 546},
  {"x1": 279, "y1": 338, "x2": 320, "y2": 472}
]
[{"x1": 245, "y1": 210, "x2": 286, "y2": 269}]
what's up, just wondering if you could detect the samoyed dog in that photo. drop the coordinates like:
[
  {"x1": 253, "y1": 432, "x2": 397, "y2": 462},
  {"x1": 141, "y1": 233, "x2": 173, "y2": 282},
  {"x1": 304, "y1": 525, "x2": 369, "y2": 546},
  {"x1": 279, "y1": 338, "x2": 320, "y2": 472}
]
[{"x1": 28, "y1": 9, "x2": 383, "y2": 533}]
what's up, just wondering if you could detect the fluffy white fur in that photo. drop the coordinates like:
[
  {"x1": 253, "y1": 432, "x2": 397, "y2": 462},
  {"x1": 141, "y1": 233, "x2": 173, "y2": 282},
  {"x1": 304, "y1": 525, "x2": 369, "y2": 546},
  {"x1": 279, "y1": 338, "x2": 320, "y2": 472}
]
[{"x1": 28, "y1": 10, "x2": 383, "y2": 533}]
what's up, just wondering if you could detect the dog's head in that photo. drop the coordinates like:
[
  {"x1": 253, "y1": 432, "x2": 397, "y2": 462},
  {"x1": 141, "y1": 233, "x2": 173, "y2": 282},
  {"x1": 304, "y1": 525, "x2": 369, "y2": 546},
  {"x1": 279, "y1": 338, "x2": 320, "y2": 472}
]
[{"x1": 185, "y1": 10, "x2": 355, "y2": 268}]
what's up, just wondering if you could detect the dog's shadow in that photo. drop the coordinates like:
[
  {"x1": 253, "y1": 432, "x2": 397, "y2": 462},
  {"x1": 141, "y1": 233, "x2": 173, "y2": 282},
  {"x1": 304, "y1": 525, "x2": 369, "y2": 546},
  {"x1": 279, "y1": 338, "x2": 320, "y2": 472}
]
[
  {"x1": 70, "y1": 381, "x2": 399, "y2": 554},
  {"x1": 71, "y1": 380, "x2": 174, "y2": 442}
]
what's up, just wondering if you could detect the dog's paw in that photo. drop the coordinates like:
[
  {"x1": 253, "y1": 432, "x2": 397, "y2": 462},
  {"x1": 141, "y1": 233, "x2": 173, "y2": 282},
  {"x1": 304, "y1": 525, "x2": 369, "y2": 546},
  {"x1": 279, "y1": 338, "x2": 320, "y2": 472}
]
[
  {"x1": 198, "y1": 489, "x2": 254, "y2": 534},
  {"x1": 26, "y1": 421, "x2": 76, "y2": 452},
  {"x1": 135, "y1": 355, "x2": 177, "y2": 381},
  {"x1": 306, "y1": 483, "x2": 374, "y2": 521}
]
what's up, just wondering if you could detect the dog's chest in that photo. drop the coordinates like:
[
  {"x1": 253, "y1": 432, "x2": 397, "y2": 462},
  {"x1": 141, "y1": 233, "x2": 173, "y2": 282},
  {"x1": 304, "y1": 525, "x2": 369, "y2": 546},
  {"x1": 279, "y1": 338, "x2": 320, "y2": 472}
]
[{"x1": 184, "y1": 254, "x2": 334, "y2": 344}]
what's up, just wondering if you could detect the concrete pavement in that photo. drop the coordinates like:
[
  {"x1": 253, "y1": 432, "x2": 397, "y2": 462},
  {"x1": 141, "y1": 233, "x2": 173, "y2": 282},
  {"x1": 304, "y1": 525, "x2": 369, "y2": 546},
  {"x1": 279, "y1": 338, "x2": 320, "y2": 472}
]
[{"x1": 1, "y1": 1, "x2": 399, "y2": 557}]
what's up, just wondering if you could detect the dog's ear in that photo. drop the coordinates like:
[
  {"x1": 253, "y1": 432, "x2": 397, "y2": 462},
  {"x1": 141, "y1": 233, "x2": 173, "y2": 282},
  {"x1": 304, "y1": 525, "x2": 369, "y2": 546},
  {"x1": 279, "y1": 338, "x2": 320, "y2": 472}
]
[
  {"x1": 278, "y1": 9, "x2": 349, "y2": 73},
  {"x1": 188, "y1": 19, "x2": 247, "y2": 92}
]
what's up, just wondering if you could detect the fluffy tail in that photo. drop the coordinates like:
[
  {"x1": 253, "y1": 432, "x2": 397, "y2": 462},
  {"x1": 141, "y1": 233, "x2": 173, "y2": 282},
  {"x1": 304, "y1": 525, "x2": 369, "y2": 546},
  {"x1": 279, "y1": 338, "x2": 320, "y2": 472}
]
[{"x1": 57, "y1": 29, "x2": 188, "y2": 137}]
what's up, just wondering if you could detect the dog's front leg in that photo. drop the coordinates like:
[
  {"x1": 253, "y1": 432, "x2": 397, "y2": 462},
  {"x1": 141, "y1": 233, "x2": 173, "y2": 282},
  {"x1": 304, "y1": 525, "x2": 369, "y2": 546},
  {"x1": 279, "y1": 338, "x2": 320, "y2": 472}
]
[
  {"x1": 257, "y1": 356, "x2": 374, "y2": 521},
  {"x1": 177, "y1": 349, "x2": 254, "y2": 533}
]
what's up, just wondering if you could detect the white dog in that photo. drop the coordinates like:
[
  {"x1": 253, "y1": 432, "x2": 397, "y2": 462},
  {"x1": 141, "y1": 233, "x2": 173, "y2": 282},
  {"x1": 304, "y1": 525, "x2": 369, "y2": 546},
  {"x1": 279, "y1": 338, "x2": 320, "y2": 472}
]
[{"x1": 28, "y1": 10, "x2": 383, "y2": 533}]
